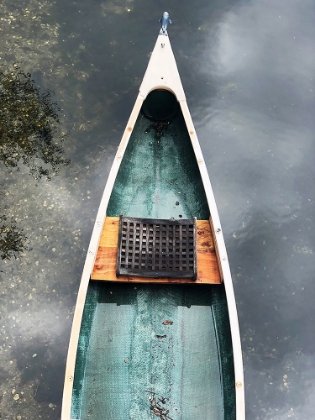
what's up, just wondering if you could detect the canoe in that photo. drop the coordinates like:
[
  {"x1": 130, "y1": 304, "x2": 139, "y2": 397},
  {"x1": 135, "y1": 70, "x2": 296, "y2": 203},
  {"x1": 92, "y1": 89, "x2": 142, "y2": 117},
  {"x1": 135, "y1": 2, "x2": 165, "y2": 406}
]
[{"x1": 62, "y1": 18, "x2": 245, "y2": 420}]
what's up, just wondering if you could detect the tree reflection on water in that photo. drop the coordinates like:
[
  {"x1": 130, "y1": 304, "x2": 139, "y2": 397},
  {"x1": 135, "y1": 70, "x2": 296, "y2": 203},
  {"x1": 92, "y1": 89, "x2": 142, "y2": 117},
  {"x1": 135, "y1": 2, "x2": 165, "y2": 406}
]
[
  {"x1": 0, "y1": 67, "x2": 70, "y2": 260},
  {"x1": 0, "y1": 213, "x2": 29, "y2": 261},
  {"x1": 0, "y1": 67, "x2": 69, "y2": 178}
]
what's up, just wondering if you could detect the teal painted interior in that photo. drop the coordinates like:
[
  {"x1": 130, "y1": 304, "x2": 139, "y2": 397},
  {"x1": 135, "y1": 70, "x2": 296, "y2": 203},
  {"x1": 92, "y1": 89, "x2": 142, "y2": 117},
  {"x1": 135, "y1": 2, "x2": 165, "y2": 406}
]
[
  {"x1": 107, "y1": 91, "x2": 209, "y2": 220},
  {"x1": 71, "y1": 283, "x2": 235, "y2": 420},
  {"x1": 71, "y1": 91, "x2": 236, "y2": 419}
]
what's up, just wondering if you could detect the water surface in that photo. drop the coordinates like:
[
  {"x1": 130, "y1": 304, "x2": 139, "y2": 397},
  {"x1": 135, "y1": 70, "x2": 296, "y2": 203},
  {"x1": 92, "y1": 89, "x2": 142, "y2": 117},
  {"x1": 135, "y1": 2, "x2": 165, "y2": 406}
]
[{"x1": 0, "y1": 0, "x2": 314, "y2": 419}]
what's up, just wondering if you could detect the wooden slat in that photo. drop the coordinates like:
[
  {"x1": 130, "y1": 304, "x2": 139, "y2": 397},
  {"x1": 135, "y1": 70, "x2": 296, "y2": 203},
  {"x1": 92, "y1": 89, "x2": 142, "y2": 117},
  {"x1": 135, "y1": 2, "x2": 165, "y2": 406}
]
[{"x1": 91, "y1": 217, "x2": 221, "y2": 284}]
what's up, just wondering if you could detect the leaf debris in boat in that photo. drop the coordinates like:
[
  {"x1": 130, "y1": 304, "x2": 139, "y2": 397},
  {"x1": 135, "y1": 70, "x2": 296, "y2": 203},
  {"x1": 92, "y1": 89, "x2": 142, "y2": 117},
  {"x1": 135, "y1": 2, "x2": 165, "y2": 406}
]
[{"x1": 147, "y1": 391, "x2": 172, "y2": 420}]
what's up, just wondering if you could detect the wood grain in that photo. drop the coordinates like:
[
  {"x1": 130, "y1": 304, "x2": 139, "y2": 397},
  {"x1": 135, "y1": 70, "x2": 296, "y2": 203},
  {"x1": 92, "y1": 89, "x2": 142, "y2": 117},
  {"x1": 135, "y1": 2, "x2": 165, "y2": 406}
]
[{"x1": 91, "y1": 217, "x2": 221, "y2": 284}]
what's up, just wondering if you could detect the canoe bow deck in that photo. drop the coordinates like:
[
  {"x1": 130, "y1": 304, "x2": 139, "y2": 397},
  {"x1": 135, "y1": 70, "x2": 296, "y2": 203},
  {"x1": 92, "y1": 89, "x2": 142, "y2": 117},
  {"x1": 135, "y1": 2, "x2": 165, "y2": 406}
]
[{"x1": 62, "y1": 28, "x2": 245, "y2": 420}]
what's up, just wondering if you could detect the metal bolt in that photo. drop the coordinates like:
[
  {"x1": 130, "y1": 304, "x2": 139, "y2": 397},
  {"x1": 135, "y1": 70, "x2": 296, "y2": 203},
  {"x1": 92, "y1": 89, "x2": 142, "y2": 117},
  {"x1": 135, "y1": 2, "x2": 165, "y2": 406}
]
[
  {"x1": 216, "y1": 228, "x2": 221, "y2": 233},
  {"x1": 161, "y1": 43, "x2": 165, "y2": 48},
  {"x1": 236, "y1": 382, "x2": 242, "y2": 388},
  {"x1": 68, "y1": 376, "x2": 73, "y2": 381},
  {"x1": 88, "y1": 250, "x2": 94, "y2": 255}
]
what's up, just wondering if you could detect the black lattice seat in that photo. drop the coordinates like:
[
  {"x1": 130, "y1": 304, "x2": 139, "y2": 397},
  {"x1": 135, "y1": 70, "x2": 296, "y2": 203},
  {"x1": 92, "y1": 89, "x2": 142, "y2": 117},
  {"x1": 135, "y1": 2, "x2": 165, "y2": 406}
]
[{"x1": 116, "y1": 216, "x2": 197, "y2": 279}]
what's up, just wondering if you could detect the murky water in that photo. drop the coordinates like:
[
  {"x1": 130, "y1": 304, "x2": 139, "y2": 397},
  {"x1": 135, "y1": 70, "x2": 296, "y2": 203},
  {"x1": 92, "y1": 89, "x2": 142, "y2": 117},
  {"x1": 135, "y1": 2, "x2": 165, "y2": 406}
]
[{"x1": 0, "y1": 0, "x2": 314, "y2": 419}]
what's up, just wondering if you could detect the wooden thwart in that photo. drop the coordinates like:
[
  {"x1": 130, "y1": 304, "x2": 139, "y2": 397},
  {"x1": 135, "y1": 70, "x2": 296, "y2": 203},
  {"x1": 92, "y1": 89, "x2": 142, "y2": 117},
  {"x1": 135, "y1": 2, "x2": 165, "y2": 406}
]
[{"x1": 91, "y1": 217, "x2": 221, "y2": 284}]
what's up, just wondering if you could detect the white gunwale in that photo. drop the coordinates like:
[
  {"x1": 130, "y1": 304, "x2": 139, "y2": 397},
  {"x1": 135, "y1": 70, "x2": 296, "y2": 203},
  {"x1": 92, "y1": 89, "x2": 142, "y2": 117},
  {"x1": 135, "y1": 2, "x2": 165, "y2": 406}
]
[{"x1": 62, "y1": 34, "x2": 245, "y2": 420}]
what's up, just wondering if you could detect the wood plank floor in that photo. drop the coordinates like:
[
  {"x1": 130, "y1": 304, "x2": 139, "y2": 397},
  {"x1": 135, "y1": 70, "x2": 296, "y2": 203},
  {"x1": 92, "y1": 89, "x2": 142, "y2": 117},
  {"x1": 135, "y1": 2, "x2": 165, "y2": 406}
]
[{"x1": 91, "y1": 217, "x2": 221, "y2": 284}]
